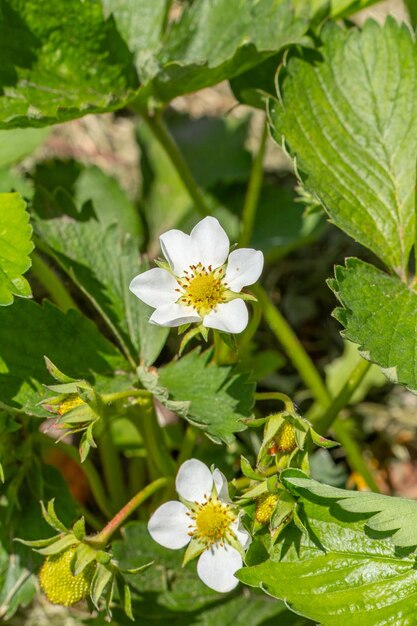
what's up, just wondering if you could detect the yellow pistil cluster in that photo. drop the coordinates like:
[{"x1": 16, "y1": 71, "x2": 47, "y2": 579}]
[
  {"x1": 39, "y1": 546, "x2": 95, "y2": 606},
  {"x1": 57, "y1": 394, "x2": 85, "y2": 416},
  {"x1": 176, "y1": 263, "x2": 227, "y2": 316},
  {"x1": 255, "y1": 493, "x2": 279, "y2": 525},
  {"x1": 187, "y1": 496, "x2": 236, "y2": 547},
  {"x1": 269, "y1": 422, "x2": 297, "y2": 455}
]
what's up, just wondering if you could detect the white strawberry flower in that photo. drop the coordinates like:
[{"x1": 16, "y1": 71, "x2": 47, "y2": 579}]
[
  {"x1": 147, "y1": 458, "x2": 251, "y2": 593},
  {"x1": 129, "y1": 216, "x2": 264, "y2": 334}
]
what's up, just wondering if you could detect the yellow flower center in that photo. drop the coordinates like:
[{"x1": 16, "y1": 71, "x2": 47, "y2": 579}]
[
  {"x1": 255, "y1": 493, "x2": 279, "y2": 525},
  {"x1": 176, "y1": 263, "x2": 227, "y2": 316},
  {"x1": 189, "y1": 496, "x2": 236, "y2": 547}
]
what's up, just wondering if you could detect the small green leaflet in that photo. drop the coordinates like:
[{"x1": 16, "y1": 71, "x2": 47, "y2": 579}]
[
  {"x1": 238, "y1": 494, "x2": 417, "y2": 625},
  {"x1": 282, "y1": 468, "x2": 417, "y2": 548},
  {"x1": 0, "y1": 193, "x2": 33, "y2": 305},
  {"x1": 329, "y1": 258, "x2": 417, "y2": 391},
  {"x1": 271, "y1": 19, "x2": 417, "y2": 276},
  {"x1": 138, "y1": 349, "x2": 255, "y2": 444}
]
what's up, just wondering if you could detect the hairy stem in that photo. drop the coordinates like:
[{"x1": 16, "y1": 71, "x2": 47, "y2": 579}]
[
  {"x1": 239, "y1": 118, "x2": 268, "y2": 247},
  {"x1": 314, "y1": 358, "x2": 372, "y2": 433},
  {"x1": 253, "y1": 284, "x2": 329, "y2": 407},
  {"x1": 90, "y1": 477, "x2": 172, "y2": 546},
  {"x1": 141, "y1": 112, "x2": 210, "y2": 218}
]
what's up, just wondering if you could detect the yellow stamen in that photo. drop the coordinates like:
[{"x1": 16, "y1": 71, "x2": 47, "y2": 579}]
[
  {"x1": 177, "y1": 263, "x2": 227, "y2": 316},
  {"x1": 270, "y1": 422, "x2": 297, "y2": 454},
  {"x1": 190, "y1": 496, "x2": 236, "y2": 547}
]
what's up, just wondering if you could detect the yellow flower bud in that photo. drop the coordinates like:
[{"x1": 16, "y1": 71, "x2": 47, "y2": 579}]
[
  {"x1": 57, "y1": 395, "x2": 85, "y2": 416},
  {"x1": 39, "y1": 546, "x2": 94, "y2": 606}
]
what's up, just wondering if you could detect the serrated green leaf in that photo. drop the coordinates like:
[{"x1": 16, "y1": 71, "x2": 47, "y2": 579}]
[
  {"x1": 271, "y1": 19, "x2": 417, "y2": 276},
  {"x1": 282, "y1": 468, "x2": 417, "y2": 548},
  {"x1": 329, "y1": 258, "x2": 417, "y2": 391},
  {"x1": 0, "y1": 299, "x2": 131, "y2": 415},
  {"x1": 129, "y1": 0, "x2": 311, "y2": 107},
  {"x1": 238, "y1": 494, "x2": 417, "y2": 625},
  {"x1": 0, "y1": 0, "x2": 138, "y2": 129},
  {"x1": 34, "y1": 189, "x2": 167, "y2": 366},
  {"x1": 0, "y1": 192, "x2": 33, "y2": 305},
  {"x1": 138, "y1": 349, "x2": 254, "y2": 444}
]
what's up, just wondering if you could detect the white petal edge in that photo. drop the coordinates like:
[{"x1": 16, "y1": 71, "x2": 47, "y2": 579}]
[
  {"x1": 148, "y1": 501, "x2": 191, "y2": 549},
  {"x1": 230, "y1": 516, "x2": 252, "y2": 550},
  {"x1": 149, "y1": 303, "x2": 201, "y2": 327},
  {"x1": 176, "y1": 459, "x2": 213, "y2": 503},
  {"x1": 159, "y1": 229, "x2": 199, "y2": 276},
  {"x1": 190, "y1": 216, "x2": 229, "y2": 269},
  {"x1": 225, "y1": 249, "x2": 264, "y2": 292},
  {"x1": 197, "y1": 544, "x2": 242, "y2": 593},
  {"x1": 212, "y1": 468, "x2": 231, "y2": 503},
  {"x1": 129, "y1": 268, "x2": 178, "y2": 308},
  {"x1": 203, "y1": 299, "x2": 248, "y2": 334}
]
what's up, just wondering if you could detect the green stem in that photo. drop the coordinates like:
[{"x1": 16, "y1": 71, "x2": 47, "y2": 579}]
[
  {"x1": 239, "y1": 119, "x2": 268, "y2": 247},
  {"x1": 254, "y1": 392, "x2": 295, "y2": 414},
  {"x1": 31, "y1": 251, "x2": 78, "y2": 311},
  {"x1": 314, "y1": 358, "x2": 372, "y2": 433},
  {"x1": 332, "y1": 421, "x2": 379, "y2": 492},
  {"x1": 141, "y1": 112, "x2": 210, "y2": 218},
  {"x1": 98, "y1": 417, "x2": 127, "y2": 512},
  {"x1": 90, "y1": 477, "x2": 172, "y2": 546},
  {"x1": 135, "y1": 397, "x2": 176, "y2": 479},
  {"x1": 177, "y1": 425, "x2": 199, "y2": 467},
  {"x1": 35, "y1": 433, "x2": 112, "y2": 519},
  {"x1": 253, "y1": 284, "x2": 329, "y2": 407}
]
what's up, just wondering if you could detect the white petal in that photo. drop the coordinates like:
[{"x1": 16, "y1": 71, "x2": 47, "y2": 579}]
[
  {"x1": 159, "y1": 229, "x2": 199, "y2": 276},
  {"x1": 176, "y1": 459, "x2": 213, "y2": 503},
  {"x1": 197, "y1": 544, "x2": 242, "y2": 593},
  {"x1": 203, "y1": 299, "x2": 248, "y2": 334},
  {"x1": 212, "y1": 468, "x2": 231, "y2": 503},
  {"x1": 149, "y1": 303, "x2": 201, "y2": 327},
  {"x1": 190, "y1": 217, "x2": 229, "y2": 269},
  {"x1": 148, "y1": 501, "x2": 191, "y2": 549},
  {"x1": 129, "y1": 268, "x2": 178, "y2": 308},
  {"x1": 225, "y1": 249, "x2": 264, "y2": 292},
  {"x1": 230, "y1": 516, "x2": 252, "y2": 550}
]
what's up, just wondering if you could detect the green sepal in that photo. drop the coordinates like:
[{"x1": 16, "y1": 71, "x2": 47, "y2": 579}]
[
  {"x1": 309, "y1": 427, "x2": 339, "y2": 449},
  {"x1": 119, "y1": 561, "x2": 153, "y2": 575},
  {"x1": 36, "y1": 533, "x2": 77, "y2": 556},
  {"x1": 239, "y1": 481, "x2": 269, "y2": 501},
  {"x1": 218, "y1": 332, "x2": 237, "y2": 351},
  {"x1": 182, "y1": 537, "x2": 206, "y2": 566},
  {"x1": 72, "y1": 516, "x2": 86, "y2": 541},
  {"x1": 240, "y1": 456, "x2": 264, "y2": 480},
  {"x1": 79, "y1": 422, "x2": 98, "y2": 462},
  {"x1": 117, "y1": 578, "x2": 134, "y2": 621},
  {"x1": 270, "y1": 492, "x2": 295, "y2": 531},
  {"x1": 44, "y1": 356, "x2": 77, "y2": 383},
  {"x1": 90, "y1": 562, "x2": 114, "y2": 610},
  {"x1": 71, "y1": 542, "x2": 97, "y2": 576},
  {"x1": 41, "y1": 499, "x2": 68, "y2": 533},
  {"x1": 95, "y1": 550, "x2": 112, "y2": 565},
  {"x1": 178, "y1": 323, "x2": 192, "y2": 335},
  {"x1": 15, "y1": 534, "x2": 62, "y2": 548},
  {"x1": 242, "y1": 416, "x2": 269, "y2": 427}
]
